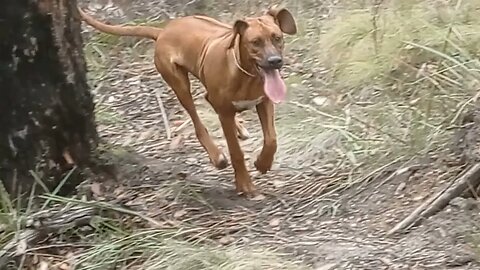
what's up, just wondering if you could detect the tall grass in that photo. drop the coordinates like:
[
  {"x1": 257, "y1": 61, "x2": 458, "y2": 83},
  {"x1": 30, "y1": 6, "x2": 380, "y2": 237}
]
[
  {"x1": 277, "y1": 0, "x2": 480, "y2": 187},
  {"x1": 75, "y1": 227, "x2": 306, "y2": 270}
]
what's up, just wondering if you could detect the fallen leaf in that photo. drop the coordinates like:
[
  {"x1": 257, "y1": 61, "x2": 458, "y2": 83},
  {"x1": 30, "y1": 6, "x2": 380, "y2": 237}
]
[
  {"x1": 315, "y1": 263, "x2": 337, "y2": 270},
  {"x1": 38, "y1": 261, "x2": 49, "y2": 270},
  {"x1": 32, "y1": 253, "x2": 39, "y2": 265},
  {"x1": 169, "y1": 135, "x2": 184, "y2": 150},
  {"x1": 250, "y1": 193, "x2": 266, "y2": 201},
  {"x1": 272, "y1": 180, "x2": 286, "y2": 188},
  {"x1": 90, "y1": 182, "x2": 103, "y2": 197},
  {"x1": 269, "y1": 217, "x2": 281, "y2": 227},
  {"x1": 176, "y1": 171, "x2": 188, "y2": 179},
  {"x1": 137, "y1": 129, "x2": 155, "y2": 141},
  {"x1": 172, "y1": 120, "x2": 184, "y2": 126},
  {"x1": 107, "y1": 96, "x2": 116, "y2": 103},
  {"x1": 113, "y1": 186, "x2": 124, "y2": 196},
  {"x1": 173, "y1": 209, "x2": 187, "y2": 219},
  {"x1": 219, "y1": 235, "x2": 234, "y2": 245},
  {"x1": 413, "y1": 195, "x2": 424, "y2": 201},
  {"x1": 15, "y1": 239, "x2": 27, "y2": 256},
  {"x1": 313, "y1": 96, "x2": 330, "y2": 107},
  {"x1": 394, "y1": 182, "x2": 406, "y2": 195},
  {"x1": 59, "y1": 262, "x2": 71, "y2": 270}
]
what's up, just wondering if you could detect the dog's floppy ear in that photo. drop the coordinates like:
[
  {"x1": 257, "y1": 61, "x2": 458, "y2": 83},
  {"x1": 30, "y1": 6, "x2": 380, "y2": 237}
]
[
  {"x1": 267, "y1": 6, "x2": 297, "y2": 35},
  {"x1": 228, "y1": 20, "x2": 249, "y2": 49}
]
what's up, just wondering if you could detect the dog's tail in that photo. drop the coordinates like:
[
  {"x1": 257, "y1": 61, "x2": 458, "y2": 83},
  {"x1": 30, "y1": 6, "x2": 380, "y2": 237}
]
[{"x1": 78, "y1": 8, "x2": 161, "y2": 40}]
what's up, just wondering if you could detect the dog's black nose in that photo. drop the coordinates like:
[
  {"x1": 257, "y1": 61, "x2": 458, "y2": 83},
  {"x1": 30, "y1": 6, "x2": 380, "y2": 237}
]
[{"x1": 267, "y1": 55, "x2": 283, "y2": 68}]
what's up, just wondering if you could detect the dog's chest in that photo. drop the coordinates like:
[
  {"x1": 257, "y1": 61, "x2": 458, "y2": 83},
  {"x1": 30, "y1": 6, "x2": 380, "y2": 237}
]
[{"x1": 232, "y1": 96, "x2": 264, "y2": 111}]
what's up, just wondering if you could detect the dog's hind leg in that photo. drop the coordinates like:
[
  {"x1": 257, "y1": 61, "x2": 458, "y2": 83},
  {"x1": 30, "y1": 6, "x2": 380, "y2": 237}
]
[
  {"x1": 157, "y1": 63, "x2": 228, "y2": 169},
  {"x1": 235, "y1": 115, "x2": 250, "y2": 140}
]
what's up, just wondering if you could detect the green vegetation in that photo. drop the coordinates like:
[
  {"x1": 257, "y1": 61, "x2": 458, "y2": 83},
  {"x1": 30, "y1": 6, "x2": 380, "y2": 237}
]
[{"x1": 277, "y1": 0, "x2": 480, "y2": 192}]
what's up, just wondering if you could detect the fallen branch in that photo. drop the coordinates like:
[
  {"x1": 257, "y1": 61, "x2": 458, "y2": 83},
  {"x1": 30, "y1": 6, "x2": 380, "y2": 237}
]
[
  {"x1": 387, "y1": 163, "x2": 480, "y2": 236},
  {"x1": 155, "y1": 88, "x2": 172, "y2": 140},
  {"x1": 0, "y1": 204, "x2": 96, "y2": 268}
]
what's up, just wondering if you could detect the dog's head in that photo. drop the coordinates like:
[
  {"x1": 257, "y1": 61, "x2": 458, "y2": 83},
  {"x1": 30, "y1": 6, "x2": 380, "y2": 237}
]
[{"x1": 229, "y1": 6, "x2": 297, "y2": 72}]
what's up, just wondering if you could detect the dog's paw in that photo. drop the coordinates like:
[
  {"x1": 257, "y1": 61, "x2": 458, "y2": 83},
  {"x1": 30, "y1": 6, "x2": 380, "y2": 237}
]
[
  {"x1": 235, "y1": 122, "x2": 250, "y2": 140},
  {"x1": 213, "y1": 152, "x2": 229, "y2": 170},
  {"x1": 254, "y1": 159, "x2": 272, "y2": 174},
  {"x1": 235, "y1": 179, "x2": 257, "y2": 196},
  {"x1": 237, "y1": 129, "x2": 250, "y2": 140}
]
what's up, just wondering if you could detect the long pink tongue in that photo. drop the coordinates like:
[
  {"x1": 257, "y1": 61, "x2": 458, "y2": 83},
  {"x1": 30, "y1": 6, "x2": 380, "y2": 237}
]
[{"x1": 263, "y1": 69, "x2": 287, "y2": 104}]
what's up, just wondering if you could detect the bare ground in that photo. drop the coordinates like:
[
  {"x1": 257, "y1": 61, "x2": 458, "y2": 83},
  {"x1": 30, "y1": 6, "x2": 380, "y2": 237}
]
[{"x1": 77, "y1": 0, "x2": 480, "y2": 269}]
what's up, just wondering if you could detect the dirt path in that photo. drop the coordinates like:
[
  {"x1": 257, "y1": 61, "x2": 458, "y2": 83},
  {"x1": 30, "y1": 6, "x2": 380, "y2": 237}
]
[{"x1": 80, "y1": 1, "x2": 480, "y2": 269}]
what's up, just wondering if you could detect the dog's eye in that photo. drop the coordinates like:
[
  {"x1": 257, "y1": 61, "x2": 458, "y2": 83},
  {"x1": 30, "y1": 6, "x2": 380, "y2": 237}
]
[
  {"x1": 251, "y1": 38, "x2": 262, "y2": 46},
  {"x1": 273, "y1": 35, "x2": 282, "y2": 43}
]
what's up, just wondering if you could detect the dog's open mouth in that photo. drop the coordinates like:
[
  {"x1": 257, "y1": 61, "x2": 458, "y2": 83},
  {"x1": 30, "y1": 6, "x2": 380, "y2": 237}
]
[{"x1": 258, "y1": 67, "x2": 287, "y2": 104}]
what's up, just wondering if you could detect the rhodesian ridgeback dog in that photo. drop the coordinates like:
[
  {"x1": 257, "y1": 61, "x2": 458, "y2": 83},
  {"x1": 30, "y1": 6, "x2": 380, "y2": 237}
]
[{"x1": 78, "y1": 6, "x2": 297, "y2": 196}]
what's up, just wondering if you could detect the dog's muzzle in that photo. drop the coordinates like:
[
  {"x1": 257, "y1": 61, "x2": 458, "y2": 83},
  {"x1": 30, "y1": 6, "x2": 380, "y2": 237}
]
[
  {"x1": 257, "y1": 54, "x2": 283, "y2": 71},
  {"x1": 266, "y1": 55, "x2": 283, "y2": 69}
]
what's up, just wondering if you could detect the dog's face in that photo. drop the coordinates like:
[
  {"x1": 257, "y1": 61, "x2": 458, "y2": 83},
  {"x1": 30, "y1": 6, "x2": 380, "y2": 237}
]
[{"x1": 230, "y1": 7, "x2": 297, "y2": 72}]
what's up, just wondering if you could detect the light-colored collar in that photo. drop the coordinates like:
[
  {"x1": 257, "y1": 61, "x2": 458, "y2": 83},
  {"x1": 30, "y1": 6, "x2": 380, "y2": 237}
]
[{"x1": 230, "y1": 37, "x2": 256, "y2": 77}]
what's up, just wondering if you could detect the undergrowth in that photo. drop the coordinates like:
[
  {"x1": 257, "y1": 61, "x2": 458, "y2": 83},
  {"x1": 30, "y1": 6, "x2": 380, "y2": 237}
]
[
  {"x1": 276, "y1": 0, "x2": 480, "y2": 192},
  {"x1": 1, "y1": 179, "x2": 305, "y2": 269},
  {"x1": 75, "y1": 227, "x2": 304, "y2": 270}
]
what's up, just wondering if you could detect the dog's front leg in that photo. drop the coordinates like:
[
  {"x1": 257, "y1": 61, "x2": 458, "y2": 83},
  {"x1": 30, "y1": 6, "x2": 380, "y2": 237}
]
[
  {"x1": 254, "y1": 99, "x2": 277, "y2": 174},
  {"x1": 219, "y1": 111, "x2": 256, "y2": 195}
]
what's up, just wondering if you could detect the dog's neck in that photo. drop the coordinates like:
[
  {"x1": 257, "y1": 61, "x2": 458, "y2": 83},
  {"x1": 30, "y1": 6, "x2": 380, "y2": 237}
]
[{"x1": 233, "y1": 36, "x2": 258, "y2": 78}]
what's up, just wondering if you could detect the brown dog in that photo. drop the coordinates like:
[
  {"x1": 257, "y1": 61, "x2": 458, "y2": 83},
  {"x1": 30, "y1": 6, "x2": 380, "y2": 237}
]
[{"x1": 78, "y1": 6, "x2": 297, "y2": 195}]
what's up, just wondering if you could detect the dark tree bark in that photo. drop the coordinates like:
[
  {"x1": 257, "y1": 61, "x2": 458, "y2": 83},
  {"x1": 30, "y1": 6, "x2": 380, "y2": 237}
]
[{"x1": 0, "y1": 0, "x2": 97, "y2": 197}]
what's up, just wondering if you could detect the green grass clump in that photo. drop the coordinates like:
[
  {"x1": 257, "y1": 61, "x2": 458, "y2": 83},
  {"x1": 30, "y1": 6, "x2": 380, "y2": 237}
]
[
  {"x1": 76, "y1": 228, "x2": 307, "y2": 270},
  {"x1": 275, "y1": 0, "x2": 480, "y2": 191},
  {"x1": 319, "y1": 0, "x2": 480, "y2": 88}
]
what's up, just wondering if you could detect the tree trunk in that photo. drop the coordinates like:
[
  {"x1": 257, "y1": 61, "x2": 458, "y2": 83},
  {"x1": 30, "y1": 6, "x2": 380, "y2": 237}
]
[{"x1": 0, "y1": 0, "x2": 97, "y2": 197}]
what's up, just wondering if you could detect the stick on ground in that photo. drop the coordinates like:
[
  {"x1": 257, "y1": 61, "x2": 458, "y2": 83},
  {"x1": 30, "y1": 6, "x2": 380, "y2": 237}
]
[
  {"x1": 155, "y1": 88, "x2": 172, "y2": 140},
  {"x1": 387, "y1": 163, "x2": 480, "y2": 236}
]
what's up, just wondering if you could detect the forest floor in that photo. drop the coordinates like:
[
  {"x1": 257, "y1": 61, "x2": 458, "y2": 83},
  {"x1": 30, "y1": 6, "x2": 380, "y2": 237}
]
[{"x1": 31, "y1": 0, "x2": 480, "y2": 269}]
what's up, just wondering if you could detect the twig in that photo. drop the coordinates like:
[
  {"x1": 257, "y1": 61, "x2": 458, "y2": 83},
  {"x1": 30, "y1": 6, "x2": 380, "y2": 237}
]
[
  {"x1": 154, "y1": 88, "x2": 171, "y2": 139},
  {"x1": 370, "y1": 0, "x2": 384, "y2": 55},
  {"x1": 172, "y1": 118, "x2": 192, "y2": 134},
  {"x1": 387, "y1": 163, "x2": 480, "y2": 236}
]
